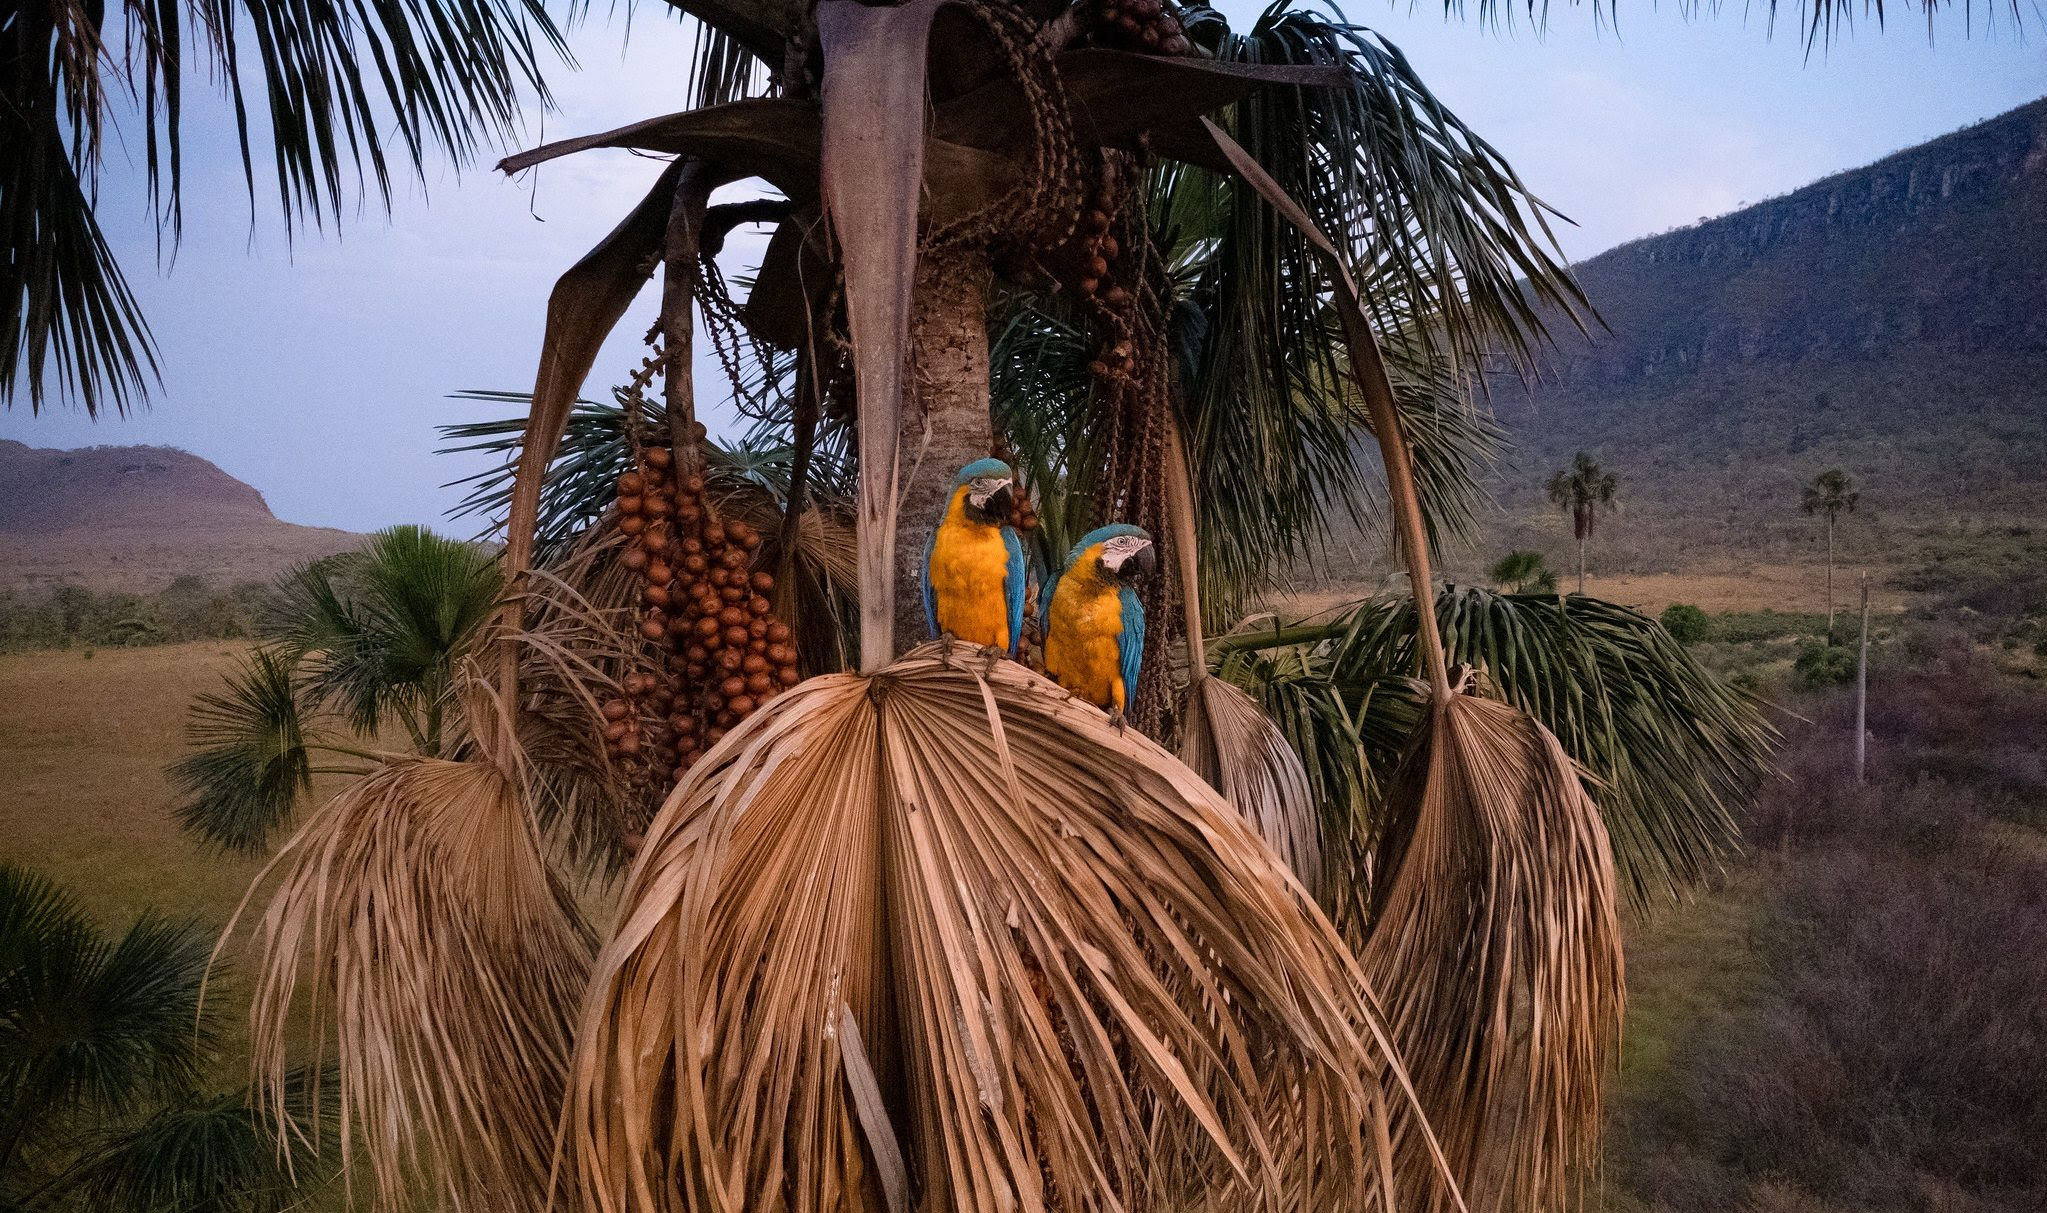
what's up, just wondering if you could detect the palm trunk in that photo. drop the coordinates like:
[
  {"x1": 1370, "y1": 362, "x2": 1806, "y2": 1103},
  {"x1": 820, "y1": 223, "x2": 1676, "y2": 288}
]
[
  {"x1": 891, "y1": 249, "x2": 995, "y2": 655},
  {"x1": 661, "y1": 161, "x2": 716, "y2": 475},
  {"x1": 1825, "y1": 514, "x2": 1837, "y2": 644},
  {"x1": 1576, "y1": 530, "x2": 1587, "y2": 596},
  {"x1": 1165, "y1": 418, "x2": 1205, "y2": 678}
]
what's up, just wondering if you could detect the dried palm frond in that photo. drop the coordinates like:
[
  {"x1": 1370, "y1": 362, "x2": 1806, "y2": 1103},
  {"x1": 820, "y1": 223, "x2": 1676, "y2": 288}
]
[
  {"x1": 239, "y1": 755, "x2": 593, "y2": 1213},
  {"x1": 1166, "y1": 418, "x2": 1324, "y2": 901},
  {"x1": 1180, "y1": 675, "x2": 1324, "y2": 904},
  {"x1": 1362, "y1": 693, "x2": 1622, "y2": 1213},
  {"x1": 562, "y1": 644, "x2": 1447, "y2": 1213},
  {"x1": 501, "y1": 559, "x2": 648, "y2": 867},
  {"x1": 1193, "y1": 118, "x2": 1624, "y2": 1212}
]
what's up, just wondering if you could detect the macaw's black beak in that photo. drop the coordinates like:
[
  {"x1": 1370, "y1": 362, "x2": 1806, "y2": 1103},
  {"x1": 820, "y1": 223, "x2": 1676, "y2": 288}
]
[
  {"x1": 1119, "y1": 541, "x2": 1157, "y2": 581},
  {"x1": 985, "y1": 483, "x2": 1014, "y2": 521}
]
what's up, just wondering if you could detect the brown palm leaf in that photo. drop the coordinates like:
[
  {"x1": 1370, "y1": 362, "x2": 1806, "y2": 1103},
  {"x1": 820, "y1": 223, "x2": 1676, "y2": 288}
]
[
  {"x1": 1165, "y1": 416, "x2": 1323, "y2": 904},
  {"x1": 1178, "y1": 675, "x2": 1324, "y2": 905},
  {"x1": 1191, "y1": 115, "x2": 1629, "y2": 1212},
  {"x1": 561, "y1": 643, "x2": 1446, "y2": 1213},
  {"x1": 1361, "y1": 693, "x2": 1622, "y2": 1213},
  {"x1": 239, "y1": 754, "x2": 594, "y2": 1212}
]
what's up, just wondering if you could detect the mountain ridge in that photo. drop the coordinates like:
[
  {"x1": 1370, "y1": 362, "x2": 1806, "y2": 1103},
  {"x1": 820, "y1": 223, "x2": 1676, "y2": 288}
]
[
  {"x1": 1471, "y1": 96, "x2": 2047, "y2": 581},
  {"x1": 0, "y1": 440, "x2": 363, "y2": 590}
]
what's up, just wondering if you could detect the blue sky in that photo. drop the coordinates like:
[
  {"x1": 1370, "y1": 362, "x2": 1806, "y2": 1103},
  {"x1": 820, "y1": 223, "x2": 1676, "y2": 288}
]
[{"x1": 3, "y1": 1, "x2": 2041, "y2": 533}]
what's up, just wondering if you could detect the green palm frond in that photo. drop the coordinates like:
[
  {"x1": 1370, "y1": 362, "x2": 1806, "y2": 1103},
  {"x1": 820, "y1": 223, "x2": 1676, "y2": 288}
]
[
  {"x1": 308, "y1": 526, "x2": 500, "y2": 746},
  {"x1": 0, "y1": 115, "x2": 159, "y2": 416},
  {"x1": 1213, "y1": 631, "x2": 1419, "y2": 920},
  {"x1": 1444, "y1": 0, "x2": 2017, "y2": 47},
  {"x1": 0, "y1": 866, "x2": 213, "y2": 1123},
  {"x1": 1325, "y1": 586, "x2": 1776, "y2": 903},
  {"x1": 351, "y1": 526, "x2": 504, "y2": 691},
  {"x1": 64, "y1": 1067, "x2": 337, "y2": 1213},
  {"x1": 439, "y1": 388, "x2": 856, "y2": 553},
  {"x1": 170, "y1": 648, "x2": 317, "y2": 853},
  {"x1": 1179, "y1": 0, "x2": 1586, "y2": 375},
  {"x1": 4, "y1": 0, "x2": 567, "y2": 414}
]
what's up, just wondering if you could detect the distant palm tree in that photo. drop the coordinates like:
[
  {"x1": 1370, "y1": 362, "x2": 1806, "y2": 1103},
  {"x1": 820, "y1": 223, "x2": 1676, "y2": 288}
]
[
  {"x1": 1802, "y1": 468, "x2": 1859, "y2": 642},
  {"x1": 1547, "y1": 452, "x2": 1620, "y2": 594}
]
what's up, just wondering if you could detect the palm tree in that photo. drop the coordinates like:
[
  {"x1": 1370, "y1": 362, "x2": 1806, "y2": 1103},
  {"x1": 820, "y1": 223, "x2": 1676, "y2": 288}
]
[
  {"x1": 1548, "y1": 452, "x2": 1620, "y2": 594},
  {"x1": 0, "y1": 864, "x2": 330, "y2": 1211},
  {"x1": 1802, "y1": 468, "x2": 1860, "y2": 641},
  {"x1": 134, "y1": 0, "x2": 1967, "y2": 1208},
  {"x1": 171, "y1": 524, "x2": 504, "y2": 852}
]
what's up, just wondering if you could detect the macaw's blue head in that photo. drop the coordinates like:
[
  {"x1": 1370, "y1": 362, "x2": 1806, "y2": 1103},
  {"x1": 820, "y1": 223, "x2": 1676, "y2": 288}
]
[
  {"x1": 951, "y1": 458, "x2": 1016, "y2": 524},
  {"x1": 1067, "y1": 523, "x2": 1156, "y2": 583}
]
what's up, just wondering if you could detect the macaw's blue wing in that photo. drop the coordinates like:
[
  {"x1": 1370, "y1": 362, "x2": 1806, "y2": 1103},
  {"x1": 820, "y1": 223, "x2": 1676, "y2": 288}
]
[
  {"x1": 1003, "y1": 526, "x2": 1027, "y2": 656},
  {"x1": 921, "y1": 524, "x2": 939, "y2": 640},
  {"x1": 1117, "y1": 584, "x2": 1145, "y2": 710}
]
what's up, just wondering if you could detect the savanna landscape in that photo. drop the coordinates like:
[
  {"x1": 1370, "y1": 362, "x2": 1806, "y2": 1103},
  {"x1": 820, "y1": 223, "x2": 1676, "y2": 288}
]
[{"x1": 3, "y1": 0, "x2": 2043, "y2": 1211}]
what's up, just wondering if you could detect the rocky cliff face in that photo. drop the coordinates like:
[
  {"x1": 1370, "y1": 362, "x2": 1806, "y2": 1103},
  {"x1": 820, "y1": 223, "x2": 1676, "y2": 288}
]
[
  {"x1": 1479, "y1": 99, "x2": 2047, "y2": 573},
  {"x1": 1532, "y1": 97, "x2": 2045, "y2": 387}
]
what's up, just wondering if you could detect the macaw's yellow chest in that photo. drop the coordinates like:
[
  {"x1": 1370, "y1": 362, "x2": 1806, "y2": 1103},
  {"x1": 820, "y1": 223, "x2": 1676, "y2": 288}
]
[
  {"x1": 929, "y1": 509, "x2": 1012, "y2": 651},
  {"x1": 1044, "y1": 575, "x2": 1126, "y2": 711}
]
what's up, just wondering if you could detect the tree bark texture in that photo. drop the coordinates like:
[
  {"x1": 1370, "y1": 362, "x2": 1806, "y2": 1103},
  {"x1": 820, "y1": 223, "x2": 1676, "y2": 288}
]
[{"x1": 891, "y1": 248, "x2": 995, "y2": 657}]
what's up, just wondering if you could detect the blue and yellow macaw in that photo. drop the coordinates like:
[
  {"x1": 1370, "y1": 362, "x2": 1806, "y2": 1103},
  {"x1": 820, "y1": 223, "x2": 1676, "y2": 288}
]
[
  {"x1": 1043, "y1": 523, "x2": 1156, "y2": 720},
  {"x1": 922, "y1": 458, "x2": 1027, "y2": 655}
]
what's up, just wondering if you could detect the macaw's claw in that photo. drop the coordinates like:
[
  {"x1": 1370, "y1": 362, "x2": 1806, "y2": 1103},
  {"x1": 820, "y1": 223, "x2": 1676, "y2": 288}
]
[
  {"x1": 1110, "y1": 710, "x2": 1128, "y2": 734},
  {"x1": 939, "y1": 632, "x2": 957, "y2": 664}
]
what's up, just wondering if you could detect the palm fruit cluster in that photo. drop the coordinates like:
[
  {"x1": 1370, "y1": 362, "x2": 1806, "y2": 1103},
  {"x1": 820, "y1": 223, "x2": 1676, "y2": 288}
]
[
  {"x1": 1006, "y1": 486, "x2": 1041, "y2": 534},
  {"x1": 1067, "y1": 167, "x2": 1132, "y2": 311},
  {"x1": 599, "y1": 444, "x2": 800, "y2": 790},
  {"x1": 1083, "y1": 0, "x2": 1192, "y2": 55}
]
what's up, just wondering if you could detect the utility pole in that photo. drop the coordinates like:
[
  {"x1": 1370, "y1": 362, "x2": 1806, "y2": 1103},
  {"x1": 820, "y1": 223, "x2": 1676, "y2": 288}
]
[{"x1": 1855, "y1": 572, "x2": 1870, "y2": 785}]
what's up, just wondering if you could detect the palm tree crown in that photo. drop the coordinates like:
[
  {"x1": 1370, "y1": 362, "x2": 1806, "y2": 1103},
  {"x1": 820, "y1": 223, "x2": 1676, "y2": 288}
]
[
  {"x1": 1548, "y1": 451, "x2": 1619, "y2": 594},
  {"x1": 0, "y1": 864, "x2": 330, "y2": 1210},
  {"x1": 1802, "y1": 467, "x2": 1859, "y2": 520},
  {"x1": 1547, "y1": 451, "x2": 1620, "y2": 542}
]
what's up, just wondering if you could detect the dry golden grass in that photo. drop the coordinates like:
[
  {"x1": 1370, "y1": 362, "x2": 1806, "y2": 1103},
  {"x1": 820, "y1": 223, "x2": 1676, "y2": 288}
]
[
  {"x1": 0, "y1": 641, "x2": 269, "y2": 926},
  {"x1": 1277, "y1": 561, "x2": 1915, "y2": 621}
]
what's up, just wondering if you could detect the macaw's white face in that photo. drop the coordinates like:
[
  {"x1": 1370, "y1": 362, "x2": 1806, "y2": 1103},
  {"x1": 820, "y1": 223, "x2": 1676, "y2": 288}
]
[
  {"x1": 1101, "y1": 533, "x2": 1156, "y2": 581},
  {"x1": 965, "y1": 475, "x2": 1014, "y2": 521}
]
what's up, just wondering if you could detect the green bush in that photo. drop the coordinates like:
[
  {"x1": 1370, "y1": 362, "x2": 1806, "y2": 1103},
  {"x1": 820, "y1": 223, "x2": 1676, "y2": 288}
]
[
  {"x1": 1794, "y1": 642, "x2": 1858, "y2": 689},
  {"x1": 1659, "y1": 603, "x2": 1710, "y2": 645},
  {"x1": 1707, "y1": 609, "x2": 1830, "y2": 645}
]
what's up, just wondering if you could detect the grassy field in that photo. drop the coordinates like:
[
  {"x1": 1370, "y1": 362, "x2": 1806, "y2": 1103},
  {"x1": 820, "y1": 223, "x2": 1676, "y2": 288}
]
[
  {"x1": 0, "y1": 637, "x2": 1755, "y2": 1181},
  {"x1": 0, "y1": 641, "x2": 268, "y2": 927}
]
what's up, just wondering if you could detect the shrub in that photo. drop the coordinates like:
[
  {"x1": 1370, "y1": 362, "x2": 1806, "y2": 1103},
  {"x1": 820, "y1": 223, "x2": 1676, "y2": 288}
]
[
  {"x1": 1611, "y1": 659, "x2": 2047, "y2": 1212},
  {"x1": 1793, "y1": 642, "x2": 1857, "y2": 689},
  {"x1": 1659, "y1": 603, "x2": 1710, "y2": 644}
]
